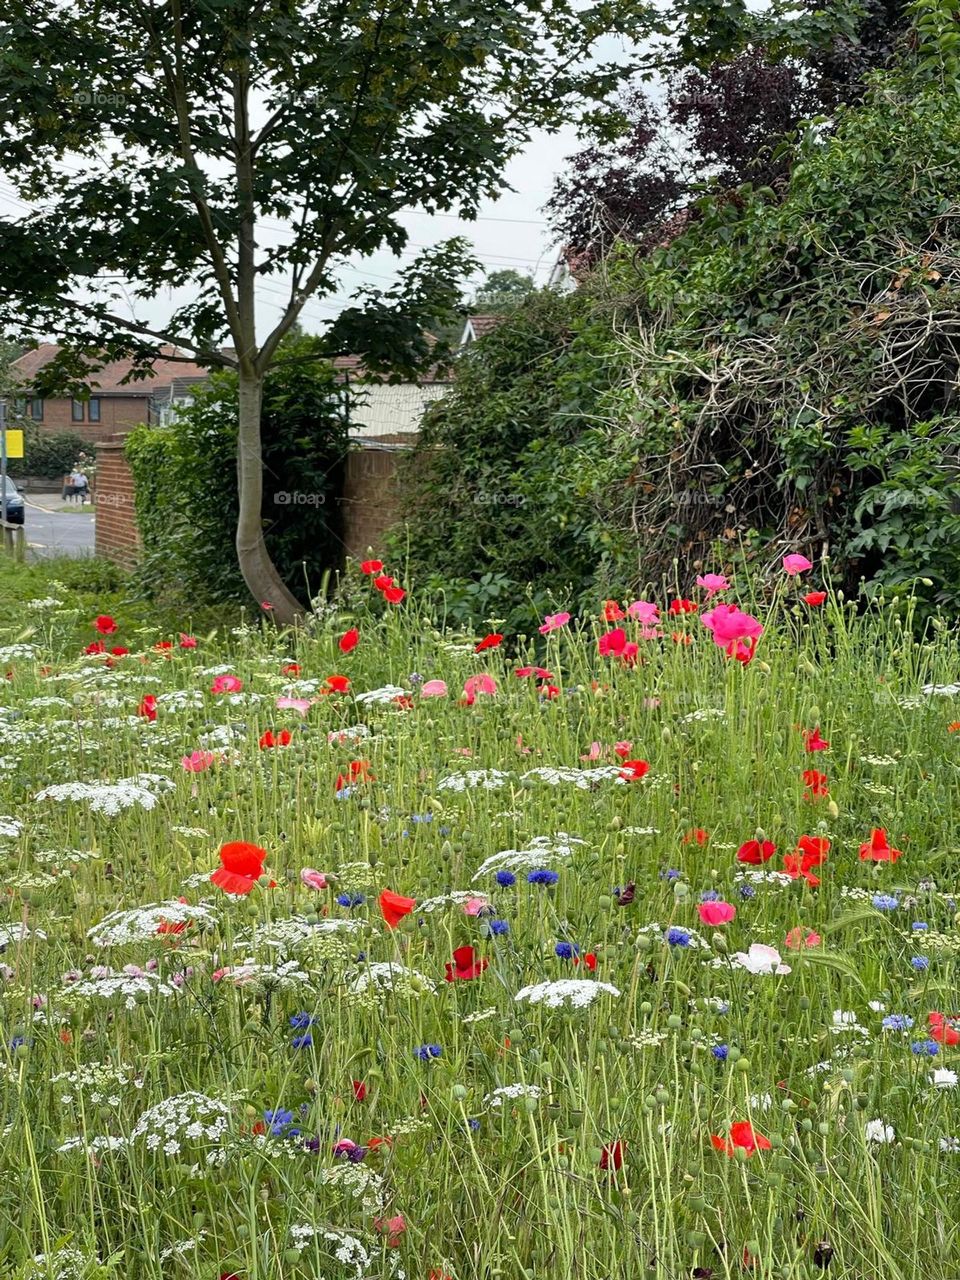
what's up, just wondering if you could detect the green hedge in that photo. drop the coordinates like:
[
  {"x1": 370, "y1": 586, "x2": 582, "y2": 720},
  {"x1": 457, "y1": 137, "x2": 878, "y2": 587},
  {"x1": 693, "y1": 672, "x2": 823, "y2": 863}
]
[{"x1": 7, "y1": 429, "x2": 89, "y2": 481}]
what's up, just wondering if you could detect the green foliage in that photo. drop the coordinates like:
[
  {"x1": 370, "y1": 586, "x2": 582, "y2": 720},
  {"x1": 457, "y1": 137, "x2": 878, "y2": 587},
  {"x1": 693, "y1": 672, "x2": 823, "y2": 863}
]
[
  {"x1": 474, "y1": 268, "x2": 537, "y2": 312},
  {"x1": 6, "y1": 428, "x2": 88, "y2": 481},
  {"x1": 126, "y1": 340, "x2": 348, "y2": 605}
]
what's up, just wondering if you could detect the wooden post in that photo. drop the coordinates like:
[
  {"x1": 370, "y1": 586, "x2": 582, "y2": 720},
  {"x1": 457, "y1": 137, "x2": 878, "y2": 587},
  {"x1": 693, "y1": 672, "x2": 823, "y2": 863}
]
[{"x1": 0, "y1": 519, "x2": 25, "y2": 562}]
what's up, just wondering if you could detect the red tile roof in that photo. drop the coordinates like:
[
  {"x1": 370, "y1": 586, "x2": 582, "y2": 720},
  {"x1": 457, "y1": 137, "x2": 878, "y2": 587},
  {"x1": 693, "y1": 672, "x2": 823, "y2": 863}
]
[
  {"x1": 12, "y1": 344, "x2": 211, "y2": 396},
  {"x1": 465, "y1": 314, "x2": 504, "y2": 340}
]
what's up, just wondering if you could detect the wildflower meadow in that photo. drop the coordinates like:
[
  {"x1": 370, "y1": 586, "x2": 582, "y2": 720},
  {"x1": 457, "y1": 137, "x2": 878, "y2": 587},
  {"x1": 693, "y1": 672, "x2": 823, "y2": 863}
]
[{"x1": 2, "y1": 559, "x2": 960, "y2": 1280}]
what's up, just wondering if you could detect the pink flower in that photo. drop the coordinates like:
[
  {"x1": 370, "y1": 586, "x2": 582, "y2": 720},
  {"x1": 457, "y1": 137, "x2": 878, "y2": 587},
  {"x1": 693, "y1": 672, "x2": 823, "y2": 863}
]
[
  {"x1": 580, "y1": 741, "x2": 603, "y2": 761},
  {"x1": 539, "y1": 611, "x2": 570, "y2": 634},
  {"x1": 626, "y1": 600, "x2": 660, "y2": 624},
  {"x1": 300, "y1": 868, "x2": 328, "y2": 891},
  {"x1": 782, "y1": 554, "x2": 813, "y2": 576},
  {"x1": 696, "y1": 573, "x2": 730, "y2": 596},
  {"x1": 210, "y1": 674, "x2": 243, "y2": 694},
  {"x1": 178, "y1": 633, "x2": 197, "y2": 649},
  {"x1": 701, "y1": 604, "x2": 764, "y2": 662},
  {"x1": 420, "y1": 679, "x2": 448, "y2": 698},
  {"x1": 463, "y1": 674, "x2": 497, "y2": 701},
  {"x1": 181, "y1": 750, "x2": 217, "y2": 773},
  {"x1": 462, "y1": 897, "x2": 489, "y2": 916},
  {"x1": 698, "y1": 901, "x2": 736, "y2": 926},
  {"x1": 598, "y1": 627, "x2": 627, "y2": 657},
  {"x1": 785, "y1": 927, "x2": 821, "y2": 950},
  {"x1": 374, "y1": 1215, "x2": 407, "y2": 1247},
  {"x1": 276, "y1": 696, "x2": 312, "y2": 716}
]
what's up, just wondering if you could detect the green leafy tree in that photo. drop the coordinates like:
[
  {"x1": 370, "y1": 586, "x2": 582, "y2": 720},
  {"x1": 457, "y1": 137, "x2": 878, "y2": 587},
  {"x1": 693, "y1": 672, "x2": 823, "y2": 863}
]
[
  {"x1": 474, "y1": 268, "x2": 537, "y2": 311},
  {"x1": 0, "y1": 0, "x2": 651, "y2": 621}
]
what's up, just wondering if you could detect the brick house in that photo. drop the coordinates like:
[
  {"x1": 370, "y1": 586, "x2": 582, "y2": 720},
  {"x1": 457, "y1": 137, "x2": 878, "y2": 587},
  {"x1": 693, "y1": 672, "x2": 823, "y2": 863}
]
[{"x1": 10, "y1": 344, "x2": 211, "y2": 442}]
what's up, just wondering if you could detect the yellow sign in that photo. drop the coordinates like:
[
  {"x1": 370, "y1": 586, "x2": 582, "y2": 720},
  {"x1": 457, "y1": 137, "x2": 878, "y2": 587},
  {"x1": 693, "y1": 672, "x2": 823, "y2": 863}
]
[{"x1": 2, "y1": 430, "x2": 23, "y2": 459}]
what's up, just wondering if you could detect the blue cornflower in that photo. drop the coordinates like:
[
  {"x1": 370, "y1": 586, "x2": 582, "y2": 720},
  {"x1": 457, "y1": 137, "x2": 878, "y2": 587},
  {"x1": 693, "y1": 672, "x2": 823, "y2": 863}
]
[
  {"x1": 468, "y1": 1117, "x2": 481, "y2": 1130},
  {"x1": 489, "y1": 919, "x2": 510, "y2": 936},
  {"x1": 911, "y1": 1039, "x2": 940, "y2": 1057},
  {"x1": 527, "y1": 869, "x2": 559, "y2": 886},
  {"x1": 290, "y1": 1012, "x2": 316, "y2": 1029},
  {"x1": 700, "y1": 889, "x2": 720, "y2": 902},
  {"x1": 666, "y1": 927, "x2": 691, "y2": 947},
  {"x1": 439, "y1": 826, "x2": 451, "y2": 836},
  {"x1": 738, "y1": 884, "x2": 757, "y2": 900},
  {"x1": 912, "y1": 922, "x2": 929, "y2": 931},
  {"x1": 337, "y1": 892, "x2": 365, "y2": 908},
  {"x1": 555, "y1": 941, "x2": 579, "y2": 960},
  {"x1": 872, "y1": 894, "x2": 899, "y2": 912},
  {"x1": 882, "y1": 1014, "x2": 914, "y2": 1031},
  {"x1": 334, "y1": 786, "x2": 354, "y2": 801},
  {"x1": 414, "y1": 1044, "x2": 442, "y2": 1061},
  {"x1": 911, "y1": 956, "x2": 930, "y2": 971},
  {"x1": 291, "y1": 1033, "x2": 313, "y2": 1049},
  {"x1": 409, "y1": 672, "x2": 423, "y2": 684},
  {"x1": 265, "y1": 1108, "x2": 294, "y2": 1136},
  {"x1": 9, "y1": 1035, "x2": 27, "y2": 1050},
  {"x1": 495, "y1": 870, "x2": 517, "y2": 887},
  {"x1": 411, "y1": 813, "x2": 433, "y2": 824},
  {"x1": 660, "y1": 868, "x2": 682, "y2": 882},
  {"x1": 712, "y1": 1044, "x2": 729, "y2": 1060}
]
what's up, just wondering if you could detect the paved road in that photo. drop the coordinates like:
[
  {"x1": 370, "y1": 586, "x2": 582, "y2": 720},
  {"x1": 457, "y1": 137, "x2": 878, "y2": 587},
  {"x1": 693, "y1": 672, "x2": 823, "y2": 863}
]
[{"x1": 21, "y1": 497, "x2": 96, "y2": 560}]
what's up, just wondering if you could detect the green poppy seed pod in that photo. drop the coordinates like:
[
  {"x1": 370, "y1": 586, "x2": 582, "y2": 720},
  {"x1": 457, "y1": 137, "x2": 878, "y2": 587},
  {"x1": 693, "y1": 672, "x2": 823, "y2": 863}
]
[
  {"x1": 735, "y1": 1057, "x2": 750, "y2": 1073},
  {"x1": 827, "y1": 800, "x2": 840, "y2": 819},
  {"x1": 304, "y1": 1078, "x2": 318, "y2": 1093},
  {"x1": 673, "y1": 882, "x2": 689, "y2": 899},
  {"x1": 661, "y1": 726, "x2": 671, "y2": 742},
  {"x1": 640, "y1": 1001, "x2": 653, "y2": 1015},
  {"x1": 608, "y1": 815, "x2": 623, "y2": 831},
  {"x1": 808, "y1": 706, "x2": 821, "y2": 722},
  {"x1": 244, "y1": 1103, "x2": 258, "y2": 1119},
  {"x1": 451, "y1": 1084, "x2": 468, "y2": 1101},
  {"x1": 636, "y1": 933, "x2": 652, "y2": 952},
  {"x1": 283, "y1": 1249, "x2": 301, "y2": 1265},
  {"x1": 440, "y1": 841, "x2": 453, "y2": 859},
  {"x1": 711, "y1": 932, "x2": 728, "y2": 953},
  {"x1": 598, "y1": 894, "x2": 613, "y2": 910},
  {"x1": 667, "y1": 1014, "x2": 683, "y2": 1029},
  {"x1": 757, "y1": 661, "x2": 771, "y2": 674}
]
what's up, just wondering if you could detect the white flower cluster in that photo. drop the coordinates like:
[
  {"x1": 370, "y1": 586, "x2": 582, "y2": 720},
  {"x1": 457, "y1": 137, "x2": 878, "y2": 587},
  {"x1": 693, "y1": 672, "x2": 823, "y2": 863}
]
[
  {"x1": 484, "y1": 1083, "x2": 543, "y2": 1109},
  {"x1": 61, "y1": 969, "x2": 181, "y2": 1010},
  {"x1": 438, "y1": 769, "x2": 512, "y2": 792},
  {"x1": 0, "y1": 815, "x2": 22, "y2": 839},
  {"x1": 89, "y1": 900, "x2": 218, "y2": 947},
  {"x1": 521, "y1": 765, "x2": 626, "y2": 788},
  {"x1": 473, "y1": 833, "x2": 585, "y2": 879},
  {"x1": 131, "y1": 1091, "x2": 231, "y2": 1163},
  {"x1": 25, "y1": 1247, "x2": 96, "y2": 1279},
  {"x1": 354, "y1": 684, "x2": 409, "y2": 705},
  {"x1": 35, "y1": 772, "x2": 174, "y2": 815},
  {"x1": 216, "y1": 958, "x2": 315, "y2": 992},
  {"x1": 241, "y1": 915, "x2": 363, "y2": 954},
  {"x1": 51, "y1": 1062, "x2": 145, "y2": 1106},
  {"x1": 317, "y1": 1162, "x2": 386, "y2": 1213},
  {"x1": 417, "y1": 890, "x2": 489, "y2": 912},
  {"x1": 0, "y1": 644, "x2": 37, "y2": 661},
  {"x1": 159, "y1": 1233, "x2": 208, "y2": 1262},
  {"x1": 346, "y1": 961, "x2": 438, "y2": 996},
  {"x1": 514, "y1": 978, "x2": 621, "y2": 1008}
]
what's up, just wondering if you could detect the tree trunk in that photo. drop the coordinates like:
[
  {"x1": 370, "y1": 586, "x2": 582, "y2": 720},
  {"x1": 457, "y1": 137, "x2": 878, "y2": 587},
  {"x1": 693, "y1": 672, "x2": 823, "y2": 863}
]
[{"x1": 236, "y1": 369, "x2": 305, "y2": 623}]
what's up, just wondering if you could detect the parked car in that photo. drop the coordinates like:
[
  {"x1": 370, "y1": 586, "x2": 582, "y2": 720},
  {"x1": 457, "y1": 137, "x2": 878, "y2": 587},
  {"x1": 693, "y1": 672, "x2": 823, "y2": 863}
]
[{"x1": 0, "y1": 476, "x2": 25, "y2": 524}]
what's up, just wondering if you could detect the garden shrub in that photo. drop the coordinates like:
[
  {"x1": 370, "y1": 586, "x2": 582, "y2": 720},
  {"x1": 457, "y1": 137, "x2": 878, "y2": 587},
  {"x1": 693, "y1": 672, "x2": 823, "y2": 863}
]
[
  {"x1": 7, "y1": 428, "x2": 88, "y2": 481},
  {"x1": 126, "y1": 336, "x2": 348, "y2": 605}
]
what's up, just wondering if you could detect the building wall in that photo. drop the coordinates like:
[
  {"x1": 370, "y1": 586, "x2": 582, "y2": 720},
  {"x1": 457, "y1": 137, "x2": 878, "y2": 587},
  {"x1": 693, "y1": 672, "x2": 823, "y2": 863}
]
[
  {"x1": 348, "y1": 384, "x2": 447, "y2": 440},
  {"x1": 93, "y1": 436, "x2": 140, "y2": 567},
  {"x1": 340, "y1": 443, "x2": 411, "y2": 558},
  {"x1": 21, "y1": 397, "x2": 152, "y2": 442}
]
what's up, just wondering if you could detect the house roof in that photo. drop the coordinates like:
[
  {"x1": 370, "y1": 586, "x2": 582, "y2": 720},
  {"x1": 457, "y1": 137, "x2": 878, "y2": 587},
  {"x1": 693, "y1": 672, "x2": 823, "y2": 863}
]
[
  {"x1": 331, "y1": 351, "x2": 452, "y2": 386},
  {"x1": 464, "y1": 314, "x2": 504, "y2": 341},
  {"x1": 12, "y1": 343, "x2": 211, "y2": 396}
]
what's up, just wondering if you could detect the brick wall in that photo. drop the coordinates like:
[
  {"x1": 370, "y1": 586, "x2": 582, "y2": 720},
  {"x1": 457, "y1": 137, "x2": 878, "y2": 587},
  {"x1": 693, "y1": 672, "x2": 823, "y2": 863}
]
[
  {"x1": 94, "y1": 435, "x2": 140, "y2": 567},
  {"x1": 27, "y1": 396, "x2": 152, "y2": 442},
  {"x1": 340, "y1": 442, "x2": 410, "y2": 559}
]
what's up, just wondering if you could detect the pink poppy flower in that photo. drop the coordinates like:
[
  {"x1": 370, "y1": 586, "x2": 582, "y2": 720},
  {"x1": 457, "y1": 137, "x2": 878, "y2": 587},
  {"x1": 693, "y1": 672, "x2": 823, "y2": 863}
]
[
  {"x1": 463, "y1": 674, "x2": 497, "y2": 700},
  {"x1": 210, "y1": 674, "x2": 243, "y2": 694},
  {"x1": 276, "y1": 696, "x2": 312, "y2": 715},
  {"x1": 420, "y1": 679, "x2": 448, "y2": 698},
  {"x1": 539, "y1": 611, "x2": 570, "y2": 634},
  {"x1": 626, "y1": 600, "x2": 660, "y2": 624},
  {"x1": 300, "y1": 868, "x2": 329, "y2": 891},
  {"x1": 785, "y1": 927, "x2": 821, "y2": 950},
  {"x1": 581, "y1": 741, "x2": 603, "y2": 761},
  {"x1": 698, "y1": 901, "x2": 736, "y2": 926},
  {"x1": 462, "y1": 897, "x2": 489, "y2": 916},
  {"x1": 782, "y1": 554, "x2": 813, "y2": 576},
  {"x1": 701, "y1": 604, "x2": 763, "y2": 662},
  {"x1": 696, "y1": 573, "x2": 730, "y2": 596},
  {"x1": 181, "y1": 750, "x2": 217, "y2": 773}
]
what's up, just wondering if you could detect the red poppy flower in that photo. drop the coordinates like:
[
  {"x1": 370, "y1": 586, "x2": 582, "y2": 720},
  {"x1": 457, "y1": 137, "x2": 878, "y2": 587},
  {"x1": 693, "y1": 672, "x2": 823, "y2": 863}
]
[
  {"x1": 373, "y1": 574, "x2": 393, "y2": 590},
  {"x1": 784, "y1": 835, "x2": 830, "y2": 885},
  {"x1": 282, "y1": 662, "x2": 300, "y2": 676},
  {"x1": 803, "y1": 591, "x2": 827, "y2": 606},
  {"x1": 381, "y1": 585, "x2": 406, "y2": 604},
  {"x1": 360, "y1": 559, "x2": 383, "y2": 574},
  {"x1": 211, "y1": 841, "x2": 269, "y2": 895},
  {"x1": 325, "y1": 674, "x2": 350, "y2": 693},
  {"x1": 335, "y1": 759, "x2": 373, "y2": 791},
  {"x1": 949, "y1": 722, "x2": 960, "y2": 733},
  {"x1": 379, "y1": 888, "x2": 416, "y2": 928},
  {"x1": 93, "y1": 614, "x2": 118, "y2": 634},
  {"x1": 802, "y1": 769, "x2": 829, "y2": 799},
  {"x1": 515, "y1": 666, "x2": 554, "y2": 679},
  {"x1": 858, "y1": 828, "x2": 902, "y2": 862},
  {"x1": 444, "y1": 945, "x2": 489, "y2": 982},
  {"x1": 600, "y1": 1139, "x2": 624, "y2": 1171},
  {"x1": 475, "y1": 633, "x2": 503, "y2": 652},
  {"x1": 220, "y1": 1273, "x2": 241, "y2": 1280},
  {"x1": 539, "y1": 682, "x2": 561, "y2": 699},
  {"x1": 110, "y1": 646, "x2": 129, "y2": 657},
  {"x1": 179, "y1": 633, "x2": 197, "y2": 648},
  {"x1": 802, "y1": 726, "x2": 830, "y2": 752},
  {"x1": 84, "y1": 640, "x2": 106, "y2": 655},
  {"x1": 669, "y1": 598, "x2": 698, "y2": 615},
  {"x1": 574, "y1": 952, "x2": 598, "y2": 971},
  {"x1": 154, "y1": 640, "x2": 173, "y2": 651},
  {"x1": 683, "y1": 827, "x2": 709, "y2": 845},
  {"x1": 339, "y1": 628, "x2": 359, "y2": 654},
  {"x1": 929, "y1": 1011, "x2": 960, "y2": 1046},
  {"x1": 618, "y1": 759, "x2": 649, "y2": 781},
  {"x1": 602, "y1": 600, "x2": 625, "y2": 621},
  {"x1": 737, "y1": 839, "x2": 776, "y2": 865},
  {"x1": 598, "y1": 627, "x2": 627, "y2": 657},
  {"x1": 352, "y1": 1079, "x2": 367, "y2": 1102},
  {"x1": 259, "y1": 729, "x2": 292, "y2": 749},
  {"x1": 711, "y1": 1121, "x2": 772, "y2": 1157},
  {"x1": 137, "y1": 695, "x2": 158, "y2": 722}
]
